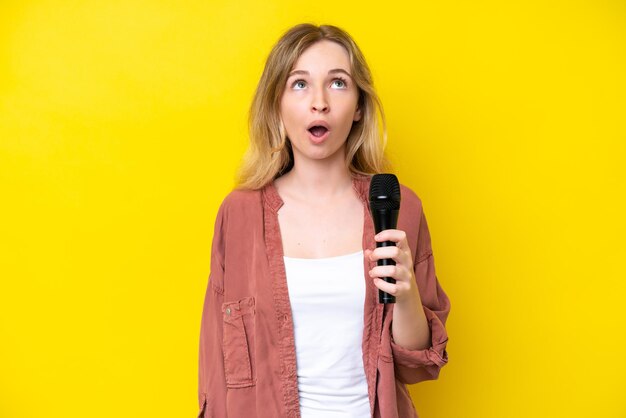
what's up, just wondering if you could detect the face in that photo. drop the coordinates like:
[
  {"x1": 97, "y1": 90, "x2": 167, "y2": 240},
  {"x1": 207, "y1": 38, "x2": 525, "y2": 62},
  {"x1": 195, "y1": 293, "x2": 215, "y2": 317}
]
[{"x1": 279, "y1": 40, "x2": 362, "y2": 166}]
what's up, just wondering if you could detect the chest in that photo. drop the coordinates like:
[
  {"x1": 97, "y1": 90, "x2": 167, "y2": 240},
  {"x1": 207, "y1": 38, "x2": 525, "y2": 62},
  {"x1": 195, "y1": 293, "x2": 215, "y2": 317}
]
[{"x1": 277, "y1": 197, "x2": 365, "y2": 259}]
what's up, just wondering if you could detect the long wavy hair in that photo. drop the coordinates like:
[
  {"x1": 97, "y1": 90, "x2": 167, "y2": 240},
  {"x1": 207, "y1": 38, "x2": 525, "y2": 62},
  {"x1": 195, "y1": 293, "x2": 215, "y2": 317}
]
[{"x1": 236, "y1": 23, "x2": 388, "y2": 190}]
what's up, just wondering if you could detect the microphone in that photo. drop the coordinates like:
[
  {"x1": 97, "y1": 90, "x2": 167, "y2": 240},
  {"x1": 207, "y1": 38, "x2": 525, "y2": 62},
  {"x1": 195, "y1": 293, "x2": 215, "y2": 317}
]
[{"x1": 369, "y1": 174, "x2": 401, "y2": 304}]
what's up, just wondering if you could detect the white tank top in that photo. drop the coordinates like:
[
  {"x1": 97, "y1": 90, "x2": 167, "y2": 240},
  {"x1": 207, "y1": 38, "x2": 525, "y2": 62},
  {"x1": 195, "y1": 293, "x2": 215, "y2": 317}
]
[{"x1": 283, "y1": 250, "x2": 370, "y2": 418}]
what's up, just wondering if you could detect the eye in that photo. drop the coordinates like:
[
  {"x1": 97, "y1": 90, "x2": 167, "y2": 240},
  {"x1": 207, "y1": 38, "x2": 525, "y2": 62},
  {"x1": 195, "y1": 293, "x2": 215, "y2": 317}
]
[
  {"x1": 292, "y1": 79, "x2": 307, "y2": 90},
  {"x1": 331, "y1": 77, "x2": 348, "y2": 89}
]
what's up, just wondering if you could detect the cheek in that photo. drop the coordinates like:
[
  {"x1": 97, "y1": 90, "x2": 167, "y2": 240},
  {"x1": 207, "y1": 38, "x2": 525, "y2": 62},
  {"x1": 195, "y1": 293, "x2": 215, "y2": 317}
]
[
  {"x1": 339, "y1": 101, "x2": 360, "y2": 125},
  {"x1": 338, "y1": 93, "x2": 360, "y2": 114},
  {"x1": 279, "y1": 111, "x2": 299, "y2": 139},
  {"x1": 280, "y1": 97, "x2": 305, "y2": 129},
  {"x1": 280, "y1": 108, "x2": 295, "y2": 129},
  {"x1": 278, "y1": 100, "x2": 291, "y2": 124}
]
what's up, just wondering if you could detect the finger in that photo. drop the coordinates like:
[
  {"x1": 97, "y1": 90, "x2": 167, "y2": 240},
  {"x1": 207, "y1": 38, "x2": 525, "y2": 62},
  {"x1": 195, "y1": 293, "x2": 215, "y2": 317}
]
[
  {"x1": 368, "y1": 246, "x2": 411, "y2": 265},
  {"x1": 373, "y1": 278, "x2": 398, "y2": 296},
  {"x1": 374, "y1": 229, "x2": 409, "y2": 249},
  {"x1": 369, "y1": 265, "x2": 411, "y2": 282},
  {"x1": 370, "y1": 265, "x2": 397, "y2": 279}
]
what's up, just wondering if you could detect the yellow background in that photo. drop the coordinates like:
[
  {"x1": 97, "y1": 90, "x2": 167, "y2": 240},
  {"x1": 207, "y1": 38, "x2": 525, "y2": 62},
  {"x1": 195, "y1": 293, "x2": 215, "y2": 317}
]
[{"x1": 1, "y1": 0, "x2": 624, "y2": 417}]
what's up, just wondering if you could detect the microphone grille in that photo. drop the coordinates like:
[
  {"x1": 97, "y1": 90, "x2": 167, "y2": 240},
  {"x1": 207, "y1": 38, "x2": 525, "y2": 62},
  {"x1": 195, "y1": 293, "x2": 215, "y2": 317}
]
[{"x1": 369, "y1": 174, "x2": 401, "y2": 211}]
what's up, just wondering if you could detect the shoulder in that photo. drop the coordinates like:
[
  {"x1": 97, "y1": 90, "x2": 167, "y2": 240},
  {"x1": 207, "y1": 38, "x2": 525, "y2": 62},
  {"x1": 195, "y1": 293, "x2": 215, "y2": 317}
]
[
  {"x1": 399, "y1": 183, "x2": 424, "y2": 215},
  {"x1": 221, "y1": 188, "x2": 263, "y2": 206},
  {"x1": 397, "y1": 183, "x2": 430, "y2": 258},
  {"x1": 209, "y1": 189, "x2": 263, "y2": 236},
  {"x1": 217, "y1": 188, "x2": 264, "y2": 218}
]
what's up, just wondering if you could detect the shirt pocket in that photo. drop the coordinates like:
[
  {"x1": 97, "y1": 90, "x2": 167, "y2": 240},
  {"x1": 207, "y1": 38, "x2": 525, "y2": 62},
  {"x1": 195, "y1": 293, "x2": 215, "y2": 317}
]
[{"x1": 222, "y1": 296, "x2": 256, "y2": 388}]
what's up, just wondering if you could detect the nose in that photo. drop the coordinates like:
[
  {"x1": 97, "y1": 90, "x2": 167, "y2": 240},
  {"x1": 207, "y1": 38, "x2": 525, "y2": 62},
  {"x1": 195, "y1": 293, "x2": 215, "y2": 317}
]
[{"x1": 311, "y1": 87, "x2": 329, "y2": 113}]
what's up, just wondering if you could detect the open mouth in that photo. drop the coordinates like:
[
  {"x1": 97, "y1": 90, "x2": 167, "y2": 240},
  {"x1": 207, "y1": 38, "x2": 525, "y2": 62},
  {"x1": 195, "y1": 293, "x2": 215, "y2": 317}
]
[{"x1": 308, "y1": 126, "x2": 329, "y2": 138}]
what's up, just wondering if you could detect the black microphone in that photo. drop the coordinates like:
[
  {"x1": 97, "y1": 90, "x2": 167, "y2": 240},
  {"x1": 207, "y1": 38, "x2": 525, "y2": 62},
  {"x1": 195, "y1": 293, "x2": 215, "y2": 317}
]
[{"x1": 369, "y1": 174, "x2": 401, "y2": 304}]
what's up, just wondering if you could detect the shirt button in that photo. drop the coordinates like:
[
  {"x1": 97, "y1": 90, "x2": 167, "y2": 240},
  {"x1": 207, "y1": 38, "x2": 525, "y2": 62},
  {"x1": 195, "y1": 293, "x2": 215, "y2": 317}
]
[{"x1": 225, "y1": 308, "x2": 231, "y2": 315}]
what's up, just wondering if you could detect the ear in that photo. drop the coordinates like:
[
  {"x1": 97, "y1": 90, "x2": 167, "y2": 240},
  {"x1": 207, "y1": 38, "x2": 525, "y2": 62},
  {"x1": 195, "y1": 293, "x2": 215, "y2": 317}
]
[{"x1": 353, "y1": 107, "x2": 362, "y2": 122}]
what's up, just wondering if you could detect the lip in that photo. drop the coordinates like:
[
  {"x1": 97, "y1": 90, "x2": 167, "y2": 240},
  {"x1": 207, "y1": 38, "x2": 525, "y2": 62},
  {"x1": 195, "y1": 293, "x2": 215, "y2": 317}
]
[
  {"x1": 307, "y1": 128, "x2": 330, "y2": 144},
  {"x1": 306, "y1": 120, "x2": 330, "y2": 130},
  {"x1": 306, "y1": 120, "x2": 331, "y2": 144}
]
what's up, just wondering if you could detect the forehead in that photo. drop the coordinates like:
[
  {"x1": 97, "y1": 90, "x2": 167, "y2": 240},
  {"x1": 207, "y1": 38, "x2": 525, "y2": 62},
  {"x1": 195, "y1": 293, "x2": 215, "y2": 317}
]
[{"x1": 291, "y1": 40, "x2": 351, "y2": 72}]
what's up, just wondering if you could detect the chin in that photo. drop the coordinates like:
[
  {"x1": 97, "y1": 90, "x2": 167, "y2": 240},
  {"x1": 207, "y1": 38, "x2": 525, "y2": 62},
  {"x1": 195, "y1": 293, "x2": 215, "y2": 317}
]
[{"x1": 301, "y1": 147, "x2": 346, "y2": 163}]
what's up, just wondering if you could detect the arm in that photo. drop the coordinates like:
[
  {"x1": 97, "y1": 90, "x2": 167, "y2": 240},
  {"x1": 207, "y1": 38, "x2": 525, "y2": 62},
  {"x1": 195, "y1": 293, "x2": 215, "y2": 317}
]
[
  {"x1": 198, "y1": 203, "x2": 228, "y2": 417},
  {"x1": 366, "y1": 210, "x2": 450, "y2": 384}
]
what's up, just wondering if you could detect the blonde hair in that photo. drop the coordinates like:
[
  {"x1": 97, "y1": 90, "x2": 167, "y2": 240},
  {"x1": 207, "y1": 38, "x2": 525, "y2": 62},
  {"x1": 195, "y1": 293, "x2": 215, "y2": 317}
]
[{"x1": 236, "y1": 23, "x2": 388, "y2": 190}]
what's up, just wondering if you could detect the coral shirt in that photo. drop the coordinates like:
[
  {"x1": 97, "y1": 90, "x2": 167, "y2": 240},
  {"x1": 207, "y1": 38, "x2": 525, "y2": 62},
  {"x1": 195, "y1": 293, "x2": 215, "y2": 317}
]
[{"x1": 198, "y1": 175, "x2": 450, "y2": 418}]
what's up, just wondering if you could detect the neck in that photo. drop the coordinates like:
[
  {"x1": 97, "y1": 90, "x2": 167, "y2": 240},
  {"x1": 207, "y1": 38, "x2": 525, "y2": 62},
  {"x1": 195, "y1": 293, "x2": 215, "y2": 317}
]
[{"x1": 278, "y1": 148, "x2": 354, "y2": 200}]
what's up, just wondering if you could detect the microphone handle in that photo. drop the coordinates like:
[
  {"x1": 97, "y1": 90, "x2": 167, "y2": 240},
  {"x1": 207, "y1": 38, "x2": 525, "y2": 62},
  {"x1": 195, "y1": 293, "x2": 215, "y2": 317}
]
[
  {"x1": 377, "y1": 240, "x2": 396, "y2": 304},
  {"x1": 371, "y1": 208, "x2": 399, "y2": 304}
]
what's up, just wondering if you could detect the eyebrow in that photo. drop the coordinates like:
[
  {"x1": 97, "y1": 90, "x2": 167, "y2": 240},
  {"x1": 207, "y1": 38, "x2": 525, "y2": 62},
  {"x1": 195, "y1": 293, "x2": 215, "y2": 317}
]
[{"x1": 287, "y1": 68, "x2": 353, "y2": 78}]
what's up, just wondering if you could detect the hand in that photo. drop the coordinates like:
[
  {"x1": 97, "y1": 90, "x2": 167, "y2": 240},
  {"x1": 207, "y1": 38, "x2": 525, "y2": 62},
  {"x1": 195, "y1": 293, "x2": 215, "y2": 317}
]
[{"x1": 364, "y1": 229, "x2": 420, "y2": 304}]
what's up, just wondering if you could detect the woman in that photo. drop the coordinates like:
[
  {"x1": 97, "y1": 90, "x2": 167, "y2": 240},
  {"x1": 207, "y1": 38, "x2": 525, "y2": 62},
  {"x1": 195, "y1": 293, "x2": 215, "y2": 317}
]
[{"x1": 198, "y1": 23, "x2": 450, "y2": 418}]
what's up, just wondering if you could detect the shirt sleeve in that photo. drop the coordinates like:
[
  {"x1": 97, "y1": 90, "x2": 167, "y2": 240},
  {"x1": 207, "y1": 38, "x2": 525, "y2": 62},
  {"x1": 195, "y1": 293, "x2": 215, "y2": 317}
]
[
  {"x1": 198, "y1": 202, "x2": 227, "y2": 417},
  {"x1": 390, "y1": 209, "x2": 450, "y2": 385}
]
